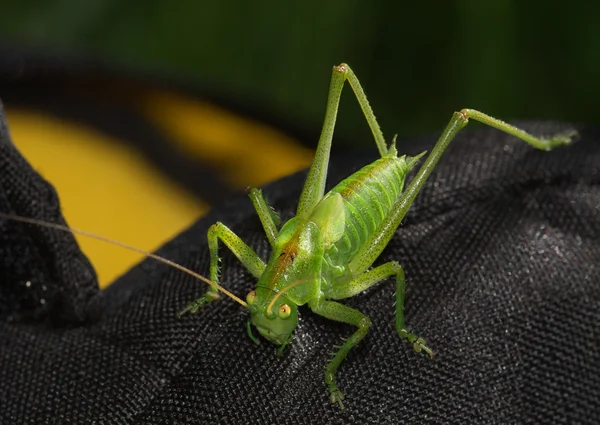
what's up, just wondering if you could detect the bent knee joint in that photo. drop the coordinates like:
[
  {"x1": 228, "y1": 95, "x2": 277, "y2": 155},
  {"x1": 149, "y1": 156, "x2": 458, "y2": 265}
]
[
  {"x1": 208, "y1": 222, "x2": 224, "y2": 235},
  {"x1": 359, "y1": 316, "x2": 372, "y2": 329}
]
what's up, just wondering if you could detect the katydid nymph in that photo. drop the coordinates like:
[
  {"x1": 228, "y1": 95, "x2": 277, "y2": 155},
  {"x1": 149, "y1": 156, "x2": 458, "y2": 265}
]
[
  {"x1": 0, "y1": 63, "x2": 576, "y2": 410},
  {"x1": 176, "y1": 64, "x2": 576, "y2": 408}
]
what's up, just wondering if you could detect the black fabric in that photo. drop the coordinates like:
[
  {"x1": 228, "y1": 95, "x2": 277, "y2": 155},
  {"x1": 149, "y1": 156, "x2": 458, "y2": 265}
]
[{"x1": 1, "y1": 99, "x2": 599, "y2": 423}]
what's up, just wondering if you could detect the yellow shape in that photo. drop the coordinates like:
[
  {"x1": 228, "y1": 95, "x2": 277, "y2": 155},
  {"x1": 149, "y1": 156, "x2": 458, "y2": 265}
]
[
  {"x1": 142, "y1": 91, "x2": 314, "y2": 188},
  {"x1": 6, "y1": 109, "x2": 206, "y2": 288}
]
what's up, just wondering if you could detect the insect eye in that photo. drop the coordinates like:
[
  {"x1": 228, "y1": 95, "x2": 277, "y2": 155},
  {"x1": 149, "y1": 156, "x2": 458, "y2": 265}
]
[
  {"x1": 278, "y1": 304, "x2": 291, "y2": 319},
  {"x1": 246, "y1": 291, "x2": 257, "y2": 305}
]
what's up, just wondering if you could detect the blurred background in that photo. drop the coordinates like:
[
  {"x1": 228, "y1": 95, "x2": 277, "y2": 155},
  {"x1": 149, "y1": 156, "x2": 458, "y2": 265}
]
[{"x1": 0, "y1": 1, "x2": 597, "y2": 287}]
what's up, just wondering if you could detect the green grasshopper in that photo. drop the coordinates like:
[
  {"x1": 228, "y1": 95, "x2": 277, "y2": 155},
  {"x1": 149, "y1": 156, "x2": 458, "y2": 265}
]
[
  {"x1": 1, "y1": 63, "x2": 576, "y2": 410},
  {"x1": 177, "y1": 63, "x2": 576, "y2": 409}
]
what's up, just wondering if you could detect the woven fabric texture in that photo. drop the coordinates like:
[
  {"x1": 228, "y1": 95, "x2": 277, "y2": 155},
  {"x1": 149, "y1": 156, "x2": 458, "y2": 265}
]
[{"x1": 1, "y1": 101, "x2": 599, "y2": 424}]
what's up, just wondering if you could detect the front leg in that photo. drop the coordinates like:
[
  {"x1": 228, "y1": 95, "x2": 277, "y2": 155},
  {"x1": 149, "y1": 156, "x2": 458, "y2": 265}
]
[
  {"x1": 247, "y1": 188, "x2": 280, "y2": 247},
  {"x1": 179, "y1": 222, "x2": 265, "y2": 315},
  {"x1": 308, "y1": 296, "x2": 372, "y2": 410}
]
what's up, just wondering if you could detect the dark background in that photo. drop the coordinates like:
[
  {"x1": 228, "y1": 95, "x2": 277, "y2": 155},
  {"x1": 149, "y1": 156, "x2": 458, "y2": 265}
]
[{"x1": 1, "y1": 1, "x2": 598, "y2": 146}]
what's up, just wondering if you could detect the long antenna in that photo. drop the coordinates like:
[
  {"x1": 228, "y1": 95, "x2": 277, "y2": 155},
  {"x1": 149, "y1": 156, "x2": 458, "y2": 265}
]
[
  {"x1": 0, "y1": 212, "x2": 248, "y2": 308},
  {"x1": 266, "y1": 277, "x2": 310, "y2": 315}
]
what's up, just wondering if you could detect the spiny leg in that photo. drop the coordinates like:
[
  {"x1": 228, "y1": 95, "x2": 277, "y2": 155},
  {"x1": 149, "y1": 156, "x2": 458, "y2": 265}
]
[
  {"x1": 247, "y1": 187, "x2": 280, "y2": 247},
  {"x1": 308, "y1": 296, "x2": 372, "y2": 410},
  {"x1": 179, "y1": 222, "x2": 265, "y2": 315},
  {"x1": 297, "y1": 63, "x2": 388, "y2": 218},
  {"x1": 348, "y1": 110, "x2": 577, "y2": 275},
  {"x1": 327, "y1": 261, "x2": 432, "y2": 358}
]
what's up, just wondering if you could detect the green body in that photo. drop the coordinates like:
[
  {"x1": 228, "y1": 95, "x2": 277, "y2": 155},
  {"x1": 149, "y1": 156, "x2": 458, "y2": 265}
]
[
  {"x1": 180, "y1": 64, "x2": 576, "y2": 409},
  {"x1": 248, "y1": 151, "x2": 419, "y2": 346}
]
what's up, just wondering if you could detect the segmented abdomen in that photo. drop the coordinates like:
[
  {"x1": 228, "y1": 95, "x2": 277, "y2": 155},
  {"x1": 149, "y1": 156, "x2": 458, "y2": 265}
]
[{"x1": 325, "y1": 155, "x2": 409, "y2": 269}]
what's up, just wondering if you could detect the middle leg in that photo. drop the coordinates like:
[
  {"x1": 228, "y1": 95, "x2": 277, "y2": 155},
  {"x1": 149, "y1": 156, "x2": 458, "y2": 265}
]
[
  {"x1": 327, "y1": 261, "x2": 433, "y2": 358},
  {"x1": 308, "y1": 295, "x2": 372, "y2": 410},
  {"x1": 247, "y1": 187, "x2": 280, "y2": 247}
]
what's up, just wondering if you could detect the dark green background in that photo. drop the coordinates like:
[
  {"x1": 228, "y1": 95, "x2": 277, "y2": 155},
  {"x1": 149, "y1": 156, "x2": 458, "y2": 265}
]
[{"x1": 1, "y1": 1, "x2": 597, "y2": 146}]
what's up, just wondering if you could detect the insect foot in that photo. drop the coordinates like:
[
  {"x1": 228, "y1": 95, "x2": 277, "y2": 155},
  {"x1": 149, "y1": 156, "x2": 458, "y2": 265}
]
[
  {"x1": 178, "y1": 291, "x2": 220, "y2": 317},
  {"x1": 398, "y1": 328, "x2": 434, "y2": 359},
  {"x1": 329, "y1": 385, "x2": 345, "y2": 410},
  {"x1": 542, "y1": 129, "x2": 579, "y2": 151}
]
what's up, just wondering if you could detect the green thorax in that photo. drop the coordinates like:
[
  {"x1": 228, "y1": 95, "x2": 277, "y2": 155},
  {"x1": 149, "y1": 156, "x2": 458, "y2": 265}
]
[{"x1": 255, "y1": 217, "x2": 325, "y2": 307}]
